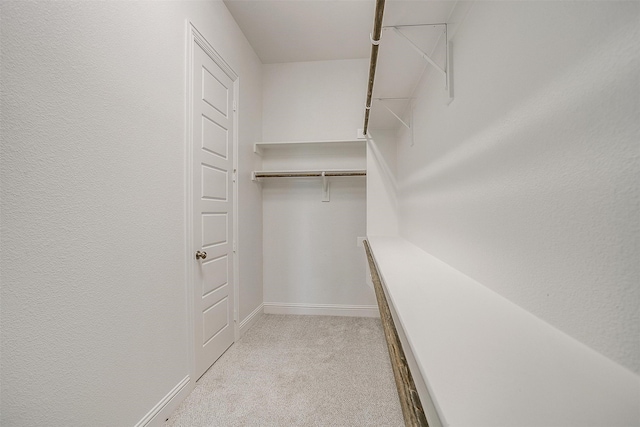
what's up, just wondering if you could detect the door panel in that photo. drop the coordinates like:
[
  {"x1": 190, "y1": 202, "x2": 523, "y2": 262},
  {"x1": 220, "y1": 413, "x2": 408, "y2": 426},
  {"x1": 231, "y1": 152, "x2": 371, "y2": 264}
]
[
  {"x1": 202, "y1": 214, "x2": 227, "y2": 248},
  {"x1": 203, "y1": 297, "x2": 229, "y2": 344},
  {"x1": 201, "y1": 165, "x2": 227, "y2": 200},
  {"x1": 192, "y1": 38, "x2": 235, "y2": 380},
  {"x1": 202, "y1": 116, "x2": 228, "y2": 158},
  {"x1": 202, "y1": 67, "x2": 229, "y2": 117},
  {"x1": 202, "y1": 256, "x2": 228, "y2": 296}
]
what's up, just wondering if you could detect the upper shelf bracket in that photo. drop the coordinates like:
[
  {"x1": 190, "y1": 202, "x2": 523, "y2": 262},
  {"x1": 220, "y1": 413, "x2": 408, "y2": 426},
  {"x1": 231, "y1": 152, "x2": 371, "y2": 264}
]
[
  {"x1": 374, "y1": 97, "x2": 414, "y2": 145},
  {"x1": 383, "y1": 23, "x2": 453, "y2": 101},
  {"x1": 374, "y1": 98, "x2": 412, "y2": 130}
]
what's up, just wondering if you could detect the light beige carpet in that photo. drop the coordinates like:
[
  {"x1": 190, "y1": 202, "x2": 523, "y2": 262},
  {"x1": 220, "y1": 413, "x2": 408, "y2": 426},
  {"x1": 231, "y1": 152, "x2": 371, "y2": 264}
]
[{"x1": 165, "y1": 314, "x2": 404, "y2": 426}]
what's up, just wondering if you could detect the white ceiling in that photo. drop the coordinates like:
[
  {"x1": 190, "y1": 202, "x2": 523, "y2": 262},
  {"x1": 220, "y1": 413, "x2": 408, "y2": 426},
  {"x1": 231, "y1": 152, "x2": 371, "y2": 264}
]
[
  {"x1": 224, "y1": 0, "x2": 373, "y2": 64},
  {"x1": 224, "y1": 0, "x2": 457, "y2": 129},
  {"x1": 224, "y1": 0, "x2": 456, "y2": 64}
]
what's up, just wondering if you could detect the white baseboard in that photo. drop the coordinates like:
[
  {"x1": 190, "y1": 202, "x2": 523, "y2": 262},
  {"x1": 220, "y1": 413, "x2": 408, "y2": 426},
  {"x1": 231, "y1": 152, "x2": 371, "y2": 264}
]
[
  {"x1": 239, "y1": 302, "x2": 264, "y2": 337},
  {"x1": 264, "y1": 302, "x2": 380, "y2": 318},
  {"x1": 135, "y1": 375, "x2": 192, "y2": 427}
]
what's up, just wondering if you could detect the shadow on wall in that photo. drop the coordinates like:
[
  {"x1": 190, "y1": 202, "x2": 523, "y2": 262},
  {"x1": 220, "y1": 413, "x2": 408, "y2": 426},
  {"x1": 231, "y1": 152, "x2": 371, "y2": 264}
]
[
  {"x1": 394, "y1": 2, "x2": 640, "y2": 375},
  {"x1": 402, "y1": 18, "x2": 639, "y2": 200}
]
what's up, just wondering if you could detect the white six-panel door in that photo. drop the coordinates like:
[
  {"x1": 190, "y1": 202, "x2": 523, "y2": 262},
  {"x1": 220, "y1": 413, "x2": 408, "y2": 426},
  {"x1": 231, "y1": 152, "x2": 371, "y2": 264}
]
[{"x1": 191, "y1": 35, "x2": 235, "y2": 380}]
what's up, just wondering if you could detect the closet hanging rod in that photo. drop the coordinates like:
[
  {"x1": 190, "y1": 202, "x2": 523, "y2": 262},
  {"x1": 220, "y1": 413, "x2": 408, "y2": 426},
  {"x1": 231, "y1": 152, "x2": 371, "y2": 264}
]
[
  {"x1": 363, "y1": 0, "x2": 386, "y2": 136},
  {"x1": 252, "y1": 170, "x2": 366, "y2": 180}
]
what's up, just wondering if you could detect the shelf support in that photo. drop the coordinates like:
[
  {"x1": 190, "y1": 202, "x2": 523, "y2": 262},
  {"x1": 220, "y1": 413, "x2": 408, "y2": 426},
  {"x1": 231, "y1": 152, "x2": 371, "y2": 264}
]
[
  {"x1": 384, "y1": 23, "x2": 452, "y2": 101},
  {"x1": 390, "y1": 27, "x2": 445, "y2": 76},
  {"x1": 373, "y1": 97, "x2": 414, "y2": 145},
  {"x1": 375, "y1": 98, "x2": 411, "y2": 130}
]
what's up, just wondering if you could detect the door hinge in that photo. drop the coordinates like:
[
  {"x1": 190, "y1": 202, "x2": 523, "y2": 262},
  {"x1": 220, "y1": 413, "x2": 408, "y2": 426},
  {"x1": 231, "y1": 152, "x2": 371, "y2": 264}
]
[
  {"x1": 233, "y1": 240, "x2": 237, "y2": 253},
  {"x1": 232, "y1": 168, "x2": 237, "y2": 183},
  {"x1": 233, "y1": 100, "x2": 237, "y2": 112}
]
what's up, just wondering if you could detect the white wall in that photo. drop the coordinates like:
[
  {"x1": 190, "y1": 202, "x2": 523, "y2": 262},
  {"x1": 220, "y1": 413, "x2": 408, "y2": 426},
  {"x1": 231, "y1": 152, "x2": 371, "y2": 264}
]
[
  {"x1": 394, "y1": 1, "x2": 639, "y2": 374},
  {"x1": 0, "y1": 1, "x2": 262, "y2": 425},
  {"x1": 262, "y1": 59, "x2": 368, "y2": 142},
  {"x1": 366, "y1": 129, "x2": 398, "y2": 236},
  {"x1": 262, "y1": 177, "x2": 371, "y2": 310},
  {"x1": 261, "y1": 59, "x2": 376, "y2": 314}
]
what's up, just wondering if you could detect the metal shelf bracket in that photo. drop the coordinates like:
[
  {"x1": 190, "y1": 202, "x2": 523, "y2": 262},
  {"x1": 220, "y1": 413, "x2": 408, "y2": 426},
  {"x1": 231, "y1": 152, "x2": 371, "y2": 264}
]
[
  {"x1": 373, "y1": 97, "x2": 414, "y2": 145},
  {"x1": 374, "y1": 98, "x2": 412, "y2": 130},
  {"x1": 384, "y1": 23, "x2": 453, "y2": 101}
]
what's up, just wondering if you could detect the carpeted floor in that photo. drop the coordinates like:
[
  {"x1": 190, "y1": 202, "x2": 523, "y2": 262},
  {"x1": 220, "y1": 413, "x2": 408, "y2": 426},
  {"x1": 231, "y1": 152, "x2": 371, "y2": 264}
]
[{"x1": 165, "y1": 314, "x2": 404, "y2": 426}]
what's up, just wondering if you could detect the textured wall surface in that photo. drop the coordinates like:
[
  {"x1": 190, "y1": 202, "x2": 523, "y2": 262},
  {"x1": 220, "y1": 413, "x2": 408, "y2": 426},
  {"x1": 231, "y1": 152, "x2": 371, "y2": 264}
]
[
  {"x1": 395, "y1": 1, "x2": 640, "y2": 374},
  {"x1": 0, "y1": 1, "x2": 262, "y2": 425}
]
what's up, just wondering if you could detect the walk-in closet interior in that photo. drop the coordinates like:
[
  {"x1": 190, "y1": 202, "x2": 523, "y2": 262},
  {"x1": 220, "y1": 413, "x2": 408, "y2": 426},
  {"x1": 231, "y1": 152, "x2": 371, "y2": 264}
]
[{"x1": 1, "y1": 0, "x2": 638, "y2": 426}]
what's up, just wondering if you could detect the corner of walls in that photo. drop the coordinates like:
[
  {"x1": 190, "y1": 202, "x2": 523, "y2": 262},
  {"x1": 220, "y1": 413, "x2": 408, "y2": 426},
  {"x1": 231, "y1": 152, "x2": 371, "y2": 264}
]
[
  {"x1": 260, "y1": 58, "x2": 376, "y2": 312},
  {"x1": 366, "y1": 129, "x2": 399, "y2": 237},
  {"x1": 239, "y1": 303, "x2": 264, "y2": 338},
  {"x1": 234, "y1": 32, "x2": 264, "y2": 328}
]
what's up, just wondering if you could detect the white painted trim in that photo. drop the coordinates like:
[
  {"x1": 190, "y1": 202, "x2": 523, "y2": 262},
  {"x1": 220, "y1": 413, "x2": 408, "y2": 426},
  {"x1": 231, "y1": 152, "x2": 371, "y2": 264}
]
[
  {"x1": 184, "y1": 18, "x2": 197, "y2": 391},
  {"x1": 134, "y1": 376, "x2": 192, "y2": 427},
  {"x1": 190, "y1": 25, "x2": 237, "y2": 82},
  {"x1": 264, "y1": 302, "x2": 380, "y2": 318},
  {"x1": 232, "y1": 77, "x2": 240, "y2": 342},
  {"x1": 239, "y1": 303, "x2": 264, "y2": 337}
]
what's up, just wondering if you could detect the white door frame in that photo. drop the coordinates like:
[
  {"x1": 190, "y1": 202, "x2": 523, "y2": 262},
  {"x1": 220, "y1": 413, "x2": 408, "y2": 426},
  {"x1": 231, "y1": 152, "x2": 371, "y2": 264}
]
[{"x1": 185, "y1": 21, "x2": 240, "y2": 383}]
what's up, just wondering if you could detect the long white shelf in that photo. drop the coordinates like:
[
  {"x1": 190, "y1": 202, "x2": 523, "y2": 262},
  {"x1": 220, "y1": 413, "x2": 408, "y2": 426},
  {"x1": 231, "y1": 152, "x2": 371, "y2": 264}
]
[
  {"x1": 253, "y1": 139, "x2": 365, "y2": 156},
  {"x1": 366, "y1": 236, "x2": 640, "y2": 427}
]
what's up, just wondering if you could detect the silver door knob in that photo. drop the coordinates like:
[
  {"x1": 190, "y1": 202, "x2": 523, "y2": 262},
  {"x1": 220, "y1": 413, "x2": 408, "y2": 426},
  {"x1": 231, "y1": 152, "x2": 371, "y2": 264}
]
[{"x1": 195, "y1": 250, "x2": 207, "y2": 260}]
